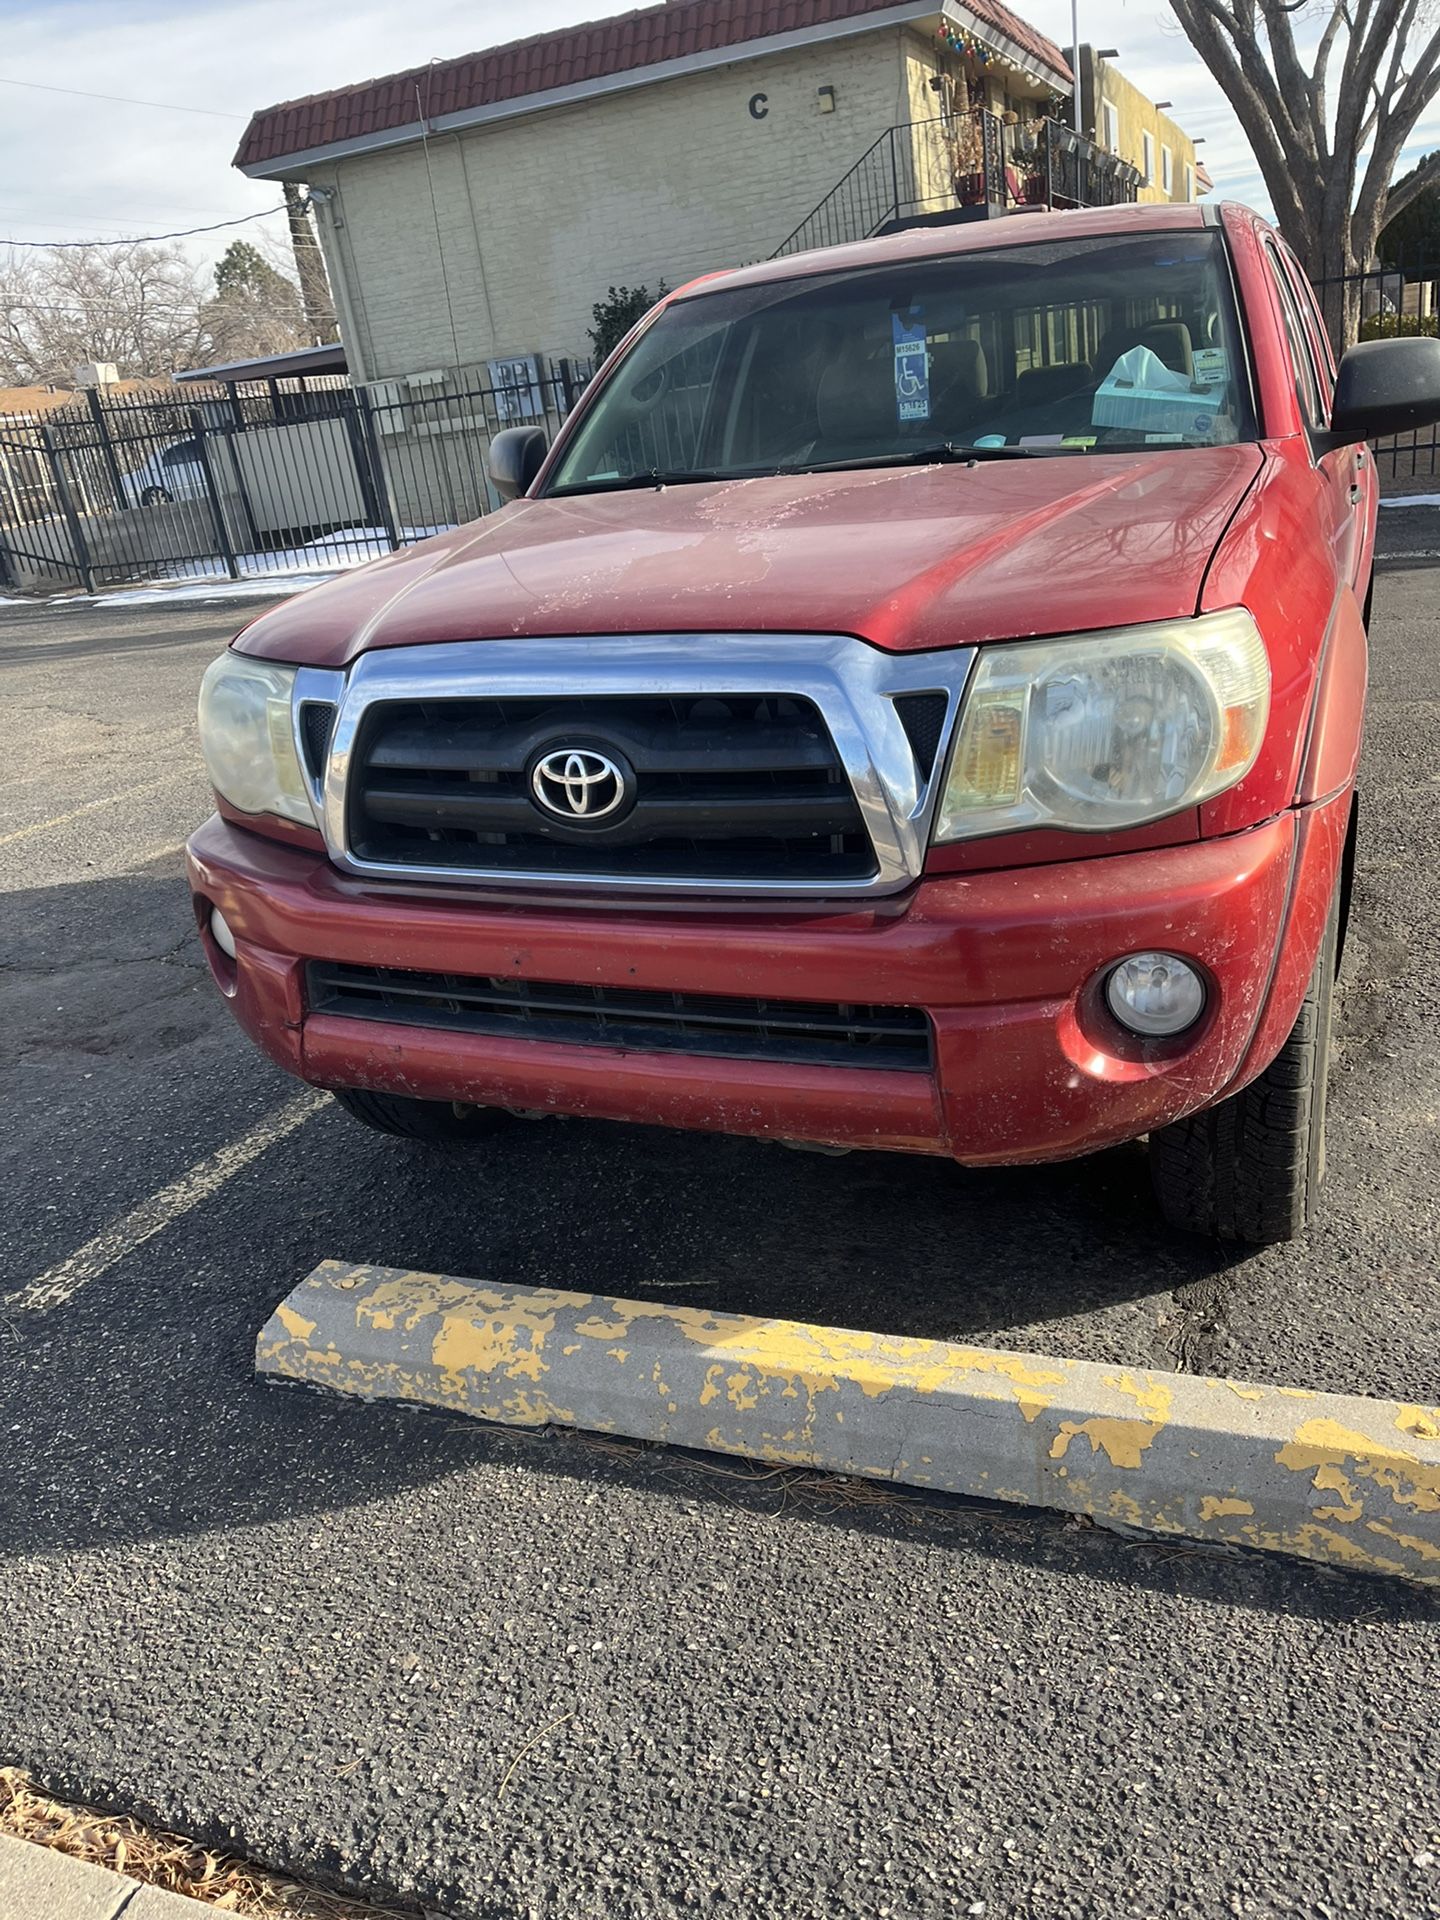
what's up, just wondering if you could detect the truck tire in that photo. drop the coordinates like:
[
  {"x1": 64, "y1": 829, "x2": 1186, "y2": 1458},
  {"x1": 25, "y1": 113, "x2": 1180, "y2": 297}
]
[
  {"x1": 1148, "y1": 879, "x2": 1340, "y2": 1245},
  {"x1": 329, "y1": 1087, "x2": 504, "y2": 1139}
]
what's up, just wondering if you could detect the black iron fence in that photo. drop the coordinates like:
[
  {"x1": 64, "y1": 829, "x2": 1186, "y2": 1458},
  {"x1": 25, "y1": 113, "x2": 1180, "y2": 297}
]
[
  {"x1": 1312, "y1": 250, "x2": 1440, "y2": 477},
  {"x1": 0, "y1": 359, "x2": 592, "y2": 593}
]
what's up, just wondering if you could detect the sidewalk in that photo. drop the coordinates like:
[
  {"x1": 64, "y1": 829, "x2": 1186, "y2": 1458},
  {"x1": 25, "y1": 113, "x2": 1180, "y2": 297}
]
[{"x1": 0, "y1": 1834, "x2": 206, "y2": 1918}]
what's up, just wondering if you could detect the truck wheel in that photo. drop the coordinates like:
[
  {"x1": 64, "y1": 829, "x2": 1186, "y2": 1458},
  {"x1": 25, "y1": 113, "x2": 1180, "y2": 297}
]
[
  {"x1": 329, "y1": 1087, "x2": 504, "y2": 1139},
  {"x1": 1148, "y1": 880, "x2": 1340, "y2": 1245}
]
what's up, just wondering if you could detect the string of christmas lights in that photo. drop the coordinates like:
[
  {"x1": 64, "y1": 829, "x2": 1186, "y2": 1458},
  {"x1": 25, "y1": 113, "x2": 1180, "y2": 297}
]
[{"x1": 935, "y1": 21, "x2": 994, "y2": 65}]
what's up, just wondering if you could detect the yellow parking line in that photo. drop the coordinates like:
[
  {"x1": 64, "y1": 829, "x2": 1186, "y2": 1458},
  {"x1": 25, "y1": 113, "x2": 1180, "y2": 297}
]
[
  {"x1": 0, "y1": 765, "x2": 202, "y2": 848},
  {"x1": 8, "y1": 1092, "x2": 328, "y2": 1315}
]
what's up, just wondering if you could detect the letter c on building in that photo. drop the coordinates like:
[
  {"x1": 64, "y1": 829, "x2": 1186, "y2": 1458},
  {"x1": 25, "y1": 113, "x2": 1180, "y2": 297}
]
[{"x1": 748, "y1": 92, "x2": 769, "y2": 120}]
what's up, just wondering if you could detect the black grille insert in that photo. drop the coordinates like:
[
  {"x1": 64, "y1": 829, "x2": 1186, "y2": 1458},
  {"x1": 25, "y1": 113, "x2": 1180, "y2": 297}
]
[
  {"x1": 299, "y1": 701, "x2": 336, "y2": 783},
  {"x1": 892, "y1": 691, "x2": 950, "y2": 779},
  {"x1": 307, "y1": 962, "x2": 932, "y2": 1072},
  {"x1": 347, "y1": 693, "x2": 874, "y2": 883}
]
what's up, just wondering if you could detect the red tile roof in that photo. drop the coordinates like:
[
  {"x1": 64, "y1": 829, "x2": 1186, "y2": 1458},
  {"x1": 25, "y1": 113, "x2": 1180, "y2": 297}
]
[{"x1": 236, "y1": 0, "x2": 1072, "y2": 172}]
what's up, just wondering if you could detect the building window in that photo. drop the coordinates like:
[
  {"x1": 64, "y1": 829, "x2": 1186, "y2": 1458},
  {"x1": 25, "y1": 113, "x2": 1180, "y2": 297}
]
[
  {"x1": 1101, "y1": 99, "x2": 1120, "y2": 152},
  {"x1": 1183, "y1": 161, "x2": 1194, "y2": 201},
  {"x1": 1142, "y1": 131, "x2": 1155, "y2": 185},
  {"x1": 1161, "y1": 146, "x2": 1173, "y2": 194}
]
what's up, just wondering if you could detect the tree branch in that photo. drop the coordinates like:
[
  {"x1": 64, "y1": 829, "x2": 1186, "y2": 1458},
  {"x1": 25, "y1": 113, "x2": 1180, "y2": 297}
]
[
  {"x1": 1170, "y1": 0, "x2": 1313, "y2": 238},
  {"x1": 1381, "y1": 146, "x2": 1440, "y2": 228},
  {"x1": 1258, "y1": 0, "x2": 1322, "y2": 162},
  {"x1": 1310, "y1": 2, "x2": 1347, "y2": 164},
  {"x1": 1333, "y1": 0, "x2": 1407, "y2": 169}
]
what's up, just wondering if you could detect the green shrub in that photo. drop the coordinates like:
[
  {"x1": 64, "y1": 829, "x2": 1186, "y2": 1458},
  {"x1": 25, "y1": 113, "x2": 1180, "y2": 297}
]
[
  {"x1": 1358, "y1": 311, "x2": 1440, "y2": 341},
  {"x1": 588, "y1": 283, "x2": 669, "y2": 363}
]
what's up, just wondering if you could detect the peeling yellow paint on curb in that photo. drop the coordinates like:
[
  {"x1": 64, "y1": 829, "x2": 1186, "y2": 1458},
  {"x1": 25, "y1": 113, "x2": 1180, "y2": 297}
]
[
  {"x1": 273, "y1": 1302, "x2": 316, "y2": 1343},
  {"x1": 255, "y1": 1262, "x2": 1440, "y2": 1589},
  {"x1": 1199, "y1": 1496, "x2": 1255, "y2": 1521}
]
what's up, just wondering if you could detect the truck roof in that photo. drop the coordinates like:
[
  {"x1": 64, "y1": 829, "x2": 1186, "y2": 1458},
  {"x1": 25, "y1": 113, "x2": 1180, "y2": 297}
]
[{"x1": 672, "y1": 200, "x2": 1229, "y2": 304}]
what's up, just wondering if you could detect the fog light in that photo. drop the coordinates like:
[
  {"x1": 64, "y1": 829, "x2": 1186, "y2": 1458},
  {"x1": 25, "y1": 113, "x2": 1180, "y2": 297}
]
[
  {"x1": 1105, "y1": 952, "x2": 1205, "y2": 1037},
  {"x1": 209, "y1": 907, "x2": 237, "y2": 959}
]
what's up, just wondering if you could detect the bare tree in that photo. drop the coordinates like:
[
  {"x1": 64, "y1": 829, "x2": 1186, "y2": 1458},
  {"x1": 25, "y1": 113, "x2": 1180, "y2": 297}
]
[
  {"x1": 0, "y1": 242, "x2": 209, "y2": 384},
  {"x1": 1168, "y1": 0, "x2": 1440, "y2": 345}
]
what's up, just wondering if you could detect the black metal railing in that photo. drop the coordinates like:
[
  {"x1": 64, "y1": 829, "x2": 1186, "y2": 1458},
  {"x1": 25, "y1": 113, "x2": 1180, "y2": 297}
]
[
  {"x1": 0, "y1": 358, "x2": 592, "y2": 594},
  {"x1": 1308, "y1": 249, "x2": 1440, "y2": 476},
  {"x1": 773, "y1": 113, "x2": 1140, "y2": 258}
]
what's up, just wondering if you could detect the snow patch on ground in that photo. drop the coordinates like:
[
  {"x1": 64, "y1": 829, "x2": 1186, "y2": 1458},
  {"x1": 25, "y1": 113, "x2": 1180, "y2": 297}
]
[
  {"x1": 31, "y1": 523, "x2": 455, "y2": 610},
  {"x1": 1379, "y1": 494, "x2": 1440, "y2": 508},
  {"x1": 73, "y1": 575, "x2": 341, "y2": 607}
]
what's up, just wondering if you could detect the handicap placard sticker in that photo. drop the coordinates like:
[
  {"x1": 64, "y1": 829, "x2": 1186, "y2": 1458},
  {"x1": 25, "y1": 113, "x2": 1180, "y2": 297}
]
[{"x1": 892, "y1": 311, "x2": 931, "y2": 423}]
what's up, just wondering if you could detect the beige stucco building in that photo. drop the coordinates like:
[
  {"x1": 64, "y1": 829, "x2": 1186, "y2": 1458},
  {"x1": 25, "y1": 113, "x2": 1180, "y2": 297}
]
[
  {"x1": 1078, "y1": 49, "x2": 1204, "y2": 208},
  {"x1": 235, "y1": 0, "x2": 1195, "y2": 527},
  {"x1": 237, "y1": 0, "x2": 1088, "y2": 384}
]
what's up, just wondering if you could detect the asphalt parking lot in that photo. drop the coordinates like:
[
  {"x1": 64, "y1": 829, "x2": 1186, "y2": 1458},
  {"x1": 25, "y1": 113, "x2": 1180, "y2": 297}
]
[{"x1": 2, "y1": 543, "x2": 1438, "y2": 1920}]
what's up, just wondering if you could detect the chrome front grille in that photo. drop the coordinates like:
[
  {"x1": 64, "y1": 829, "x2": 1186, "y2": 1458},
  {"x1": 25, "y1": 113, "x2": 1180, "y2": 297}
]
[
  {"x1": 348, "y1": 692, "x2": 875, "y2": 884},
  {"x1": 303, "y1": 633, "x2": 975, "y2": 897}
]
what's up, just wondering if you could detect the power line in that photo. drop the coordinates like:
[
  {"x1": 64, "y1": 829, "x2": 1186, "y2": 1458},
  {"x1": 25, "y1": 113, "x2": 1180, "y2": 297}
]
[
  {"x1": 0, "y1": 74, "x2": 243, "y2": 118},
  {"x1": 1, "y1": 205, "x2": 292, "y2": 249},
  {"x1": 0, "y1": 196, "x2": 260, "y2": 225}
]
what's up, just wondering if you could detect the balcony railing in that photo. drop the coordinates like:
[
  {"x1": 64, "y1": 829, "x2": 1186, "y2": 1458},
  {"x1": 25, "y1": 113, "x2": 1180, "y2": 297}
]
[{"x1": 774, "y1": 112, "x2": 1143, "y2": 258}]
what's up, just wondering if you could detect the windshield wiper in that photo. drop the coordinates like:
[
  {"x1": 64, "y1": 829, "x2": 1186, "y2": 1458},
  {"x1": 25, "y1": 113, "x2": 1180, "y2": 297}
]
[
  {"x1": 550, "y1": 444, "x2": 1051, "y2": 495},
  {"x1": 781, "y1": 443, "x2": 1040, "y2": 475},
  {"x1": 549, "y1": 467, "x2": 737, "y2": 496}
]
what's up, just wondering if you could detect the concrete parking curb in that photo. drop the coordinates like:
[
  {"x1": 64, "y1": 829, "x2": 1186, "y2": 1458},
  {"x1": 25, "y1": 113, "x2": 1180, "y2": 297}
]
[
  {"x1": 257, "y1": 1261, "x2": 1440, "y2": 1587},
  {"x1": 0, "y1": 1833, "x2": 205, "y2": 1917}
]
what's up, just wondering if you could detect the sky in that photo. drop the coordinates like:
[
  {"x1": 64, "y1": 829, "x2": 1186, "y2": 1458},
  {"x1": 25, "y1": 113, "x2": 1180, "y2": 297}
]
[{"x1": 3, "y1": 0, "x2": 1439, "y2": 278}]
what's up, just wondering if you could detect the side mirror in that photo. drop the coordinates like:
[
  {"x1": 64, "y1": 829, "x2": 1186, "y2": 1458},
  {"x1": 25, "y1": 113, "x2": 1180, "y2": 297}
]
[
  {"x1": 1314, "y1": 335, "x2": 1440, "y2": 452},
  {"x1": 488, "y1": 426, "x2": 549, "y2": 501}
]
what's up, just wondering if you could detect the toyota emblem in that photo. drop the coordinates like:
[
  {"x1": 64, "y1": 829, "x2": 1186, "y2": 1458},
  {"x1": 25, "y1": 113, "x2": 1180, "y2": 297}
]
[{"x1": 530, "y1": 746, "x2": 631, "y2": 821}]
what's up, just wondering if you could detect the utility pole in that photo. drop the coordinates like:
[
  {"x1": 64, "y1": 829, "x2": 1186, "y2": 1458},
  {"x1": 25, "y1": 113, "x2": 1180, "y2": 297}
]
[
  {"x1": 284, "y1": 181, "x2": 338, "y2": 346},
  {"x1": 1071, "y1": 0, "x2": 1082, "y2": 132}
]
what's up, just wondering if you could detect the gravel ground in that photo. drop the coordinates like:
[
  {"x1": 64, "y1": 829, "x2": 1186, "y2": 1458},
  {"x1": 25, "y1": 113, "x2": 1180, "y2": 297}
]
[{"x1": 1, "y1": 551, "x2": 1438, "y2": 1920}]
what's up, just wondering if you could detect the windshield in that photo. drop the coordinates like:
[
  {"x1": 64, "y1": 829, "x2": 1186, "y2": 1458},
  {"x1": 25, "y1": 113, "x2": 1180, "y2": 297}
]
[{"x1": 545, "y1": 232, "x2": 1254, "y2": 494}]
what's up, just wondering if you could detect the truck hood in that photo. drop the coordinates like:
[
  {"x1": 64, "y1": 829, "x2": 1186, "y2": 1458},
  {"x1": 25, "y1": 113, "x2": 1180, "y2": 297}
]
[{"x1": 235, "y1": 446, "x2": 1264, "y2": 666}]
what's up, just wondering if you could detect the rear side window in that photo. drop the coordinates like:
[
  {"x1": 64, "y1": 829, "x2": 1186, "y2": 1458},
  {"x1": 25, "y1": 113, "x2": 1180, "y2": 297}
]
[
  {"x1": 1264, "y1": 242, "x2": 1324, "y2": 429},
  {"x1": 1280, "y1": 245, "x2": 1337, "y2": 395}
]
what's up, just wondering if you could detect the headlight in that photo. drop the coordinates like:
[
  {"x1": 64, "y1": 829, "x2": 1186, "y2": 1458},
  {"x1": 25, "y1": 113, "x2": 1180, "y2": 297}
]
[
  {"x1": 933, "y1": 610, "x2": 1269, "y2": 842},
  {"x1": 197, "y1": 652, "x2": 315, "y2": 825}
]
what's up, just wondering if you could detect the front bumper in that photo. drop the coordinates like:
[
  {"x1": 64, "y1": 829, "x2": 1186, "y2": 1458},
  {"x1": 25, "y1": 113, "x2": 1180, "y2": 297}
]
[{"x1": 186, "y1": 808, "x2": 1331, "y2": 1166}]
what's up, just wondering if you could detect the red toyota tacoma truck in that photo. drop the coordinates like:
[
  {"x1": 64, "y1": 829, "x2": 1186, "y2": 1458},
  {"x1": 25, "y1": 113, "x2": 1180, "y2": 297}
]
[{"x1": 187, "y1": 201, "x2": 1440, "y2": 1243}]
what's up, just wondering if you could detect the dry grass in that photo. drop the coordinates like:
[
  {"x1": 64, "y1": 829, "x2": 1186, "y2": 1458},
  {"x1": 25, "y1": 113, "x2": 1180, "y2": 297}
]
[{"x1": 0, "y1": 1769, "x2": 417, "y2": 1917}]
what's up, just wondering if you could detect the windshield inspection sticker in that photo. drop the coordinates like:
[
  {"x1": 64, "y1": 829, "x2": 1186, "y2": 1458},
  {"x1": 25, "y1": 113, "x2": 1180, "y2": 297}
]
[
  {"x1": 1192, "y1": 346, "x2": 1229, "y2": 386},
  {"x1": 892, "y1": 311, "x2": 931, "y2": 422}
]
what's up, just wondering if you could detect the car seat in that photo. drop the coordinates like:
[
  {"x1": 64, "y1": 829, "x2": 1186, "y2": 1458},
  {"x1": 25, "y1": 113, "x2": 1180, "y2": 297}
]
[
  {"x1": 927, "y1": 336, "x2": 990, "y2": 437},
  {"x1": 1012, "y1": 361, "x2": 1094, "y2": 411}
]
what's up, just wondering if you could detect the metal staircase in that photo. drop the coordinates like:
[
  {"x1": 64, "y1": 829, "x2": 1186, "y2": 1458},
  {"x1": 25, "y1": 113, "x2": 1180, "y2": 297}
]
[{"x1": 773, "y1": 113, "x2": 1140, "y2": 259}]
